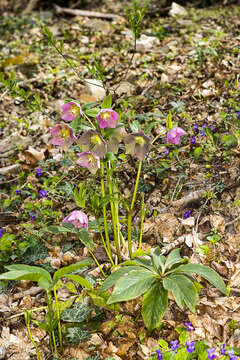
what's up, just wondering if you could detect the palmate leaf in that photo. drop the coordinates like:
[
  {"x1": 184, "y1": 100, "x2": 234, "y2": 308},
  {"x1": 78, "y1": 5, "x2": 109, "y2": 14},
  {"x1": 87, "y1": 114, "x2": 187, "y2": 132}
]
[
  {"x1": 141, "y1": 282, "x2": 168, "y2": 331},
  {"x1": 163, "y1": 274, "x2": 198, "y2": 312},
  {"x1": 107, "y1": 269, "x2": 157, "y2": 304},
  {"x1": 175, "y1": 263, "x2": 227, "y2": 295}
]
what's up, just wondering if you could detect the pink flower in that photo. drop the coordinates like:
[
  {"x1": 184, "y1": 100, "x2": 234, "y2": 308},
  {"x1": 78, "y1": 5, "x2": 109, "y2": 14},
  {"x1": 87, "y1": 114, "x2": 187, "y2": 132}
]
[
  {"x1": 61, "y1": 101, "x2": 82, "y2": 122},
  {"x1": 63, "y1": 210, "x2": 88, "y2": 230},
  {"x1": 77, "y1": 151, "x2": 100, "y2": 174},
  {"x1": 167, "y1": 127, "x2": 186, "y2": 145},
  {"x1": 96, "y1": 109, "x2": 119, "y2": 129},
  {"x1": 50, "y1": 123, "x2": 75, "y2": 150}
]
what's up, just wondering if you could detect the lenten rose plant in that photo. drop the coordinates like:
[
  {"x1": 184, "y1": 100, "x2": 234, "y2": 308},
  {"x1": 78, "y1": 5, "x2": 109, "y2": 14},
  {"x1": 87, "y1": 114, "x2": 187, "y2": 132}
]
[{"x1": 167, "y1": 126, "x2": 187, "y2": 145}]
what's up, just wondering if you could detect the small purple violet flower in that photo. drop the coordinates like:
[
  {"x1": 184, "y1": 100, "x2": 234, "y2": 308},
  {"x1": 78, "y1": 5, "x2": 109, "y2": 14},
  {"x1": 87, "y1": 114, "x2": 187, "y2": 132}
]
[
  {"x1": 227, "y1": 350, "x2": 237, "y2": 360},
  {"x1": 206, "y1": 348, "x2": 215, "y2": 360},
  {"x1": 184, "y1": 210, "x2": 191, "y2": 218},
  {"x1": 220, "y1": 344, "x2": 226, "y2": 355},
  {"x1": 164, "y1": 148, "x2": 170, "y2": 156},
  {"x1": 170, "y1": 340, "x2": 180, "y2": 351},
  {"x1": 193, "y1": 124, "x2": 199, "y2": 131},
  {"x1": 184, "y1": 322, "x2": 195, "y2": 332},
  {"x1": 96, "y1": 109, "x2": 119, "y2": 129},
  {"x1": 186, "y1": 341, "x2": 196, "y2": 354},
  {"x1": 61, "y1": 101, "x2": 82, "y2": 122},
  {"x1": 29, "y1": 212, "x2": 36, "y2": 220},
  {"x1": 167, "y1": 127, "x2": 187, "y2": 145},
  {"x1": 155, "y1": 350, "x2": 163, "y2": 360},
  {"x1": 39, "y1": 190, "x2": 48, "y2": 198},
  {"x1": 77, "y1": 151, "x2": 100, "y2": 174},
  {"x1": 36, "y1": 168, "x2": 43, "y2": 176},
  {"x1": 200, "y1": 130, "x2": 205, "y2": 137},
  {"x1": 50, "y1": 123, "x2": 75, "y2": 150},
  {"x1": 16, "y1": 190, "x2": 21, "y2": 196},
  {"x1": 0, "y1": 229, "x2": 3, "y2": 238},
  {"x1": 190, "y1": 137, "x2": 196, "y2": 144},
  {"x1": 63, "y1": 210, "x2": 88, "y2": 230},
  {"x1": 209, "y1": 125, "x2": 214, "y2": 132}
]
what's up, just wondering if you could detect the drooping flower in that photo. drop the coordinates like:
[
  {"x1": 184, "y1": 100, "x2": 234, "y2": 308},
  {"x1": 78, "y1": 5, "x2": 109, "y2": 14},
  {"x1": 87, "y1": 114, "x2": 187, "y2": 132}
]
[
  {"x1": 61, "y1": 101, "x2": 82, "y2": 122},
  {"x1": 170, "y1": 340, "x2": 180, "y2": 351},
  {"x1": 206, "y1": 348, "x2": 215, "y2": 360},
  {"x1": 39, "y1": 190, "x2": 48, "y2": 198},
  {"x1": 184, "y1": 322, "x2": 195, "y2": 332},
  {"x1": 186, "y1": 341, "x2": 196, "y2": 354},
  {"x1": 107, "y1": 126, "x2": 126, "y2": 154},
  {"x1": 77, "y1": 131, "x2": 107, "y2": 158},
  {"x1": 155, "y1": 350, "x2": 163, "y2": 360},
  {"x1": 77, "y1": 152, "x2": 100, "y2": 174},
  {"x1": 123, "y1": 131, "x2": 150, "y2": 161},
  {"x1": 167, "y1": 127, "x2": 187, "y2": 145},
  {"x1": 227, "y1": 350, "x2": 237, "y2": 360},
  {"x1": 63, "y1": 210, "x2": 88, "y2": 230},
  {"x1": 50, "y1": 123, "x2": 75, "y2": 150},
  {"x1": 96, "y1": 109, "x2": 119, "y2": 129}
]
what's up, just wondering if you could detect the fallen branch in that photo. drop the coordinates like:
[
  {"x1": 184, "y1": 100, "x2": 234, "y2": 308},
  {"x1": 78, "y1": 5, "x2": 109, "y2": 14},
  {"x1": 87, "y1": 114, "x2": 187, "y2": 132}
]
[
  {"x1": 54, "y1": 4, "x2": 124, "y2": 21},
  {"x1": 12, "y1": 286, "x2": 42, "y2": 300}
]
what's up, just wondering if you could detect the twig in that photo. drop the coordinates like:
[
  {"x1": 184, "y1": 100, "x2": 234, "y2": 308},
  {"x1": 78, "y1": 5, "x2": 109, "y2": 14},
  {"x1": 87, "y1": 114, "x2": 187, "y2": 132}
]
[
  {"x1": 13, "y1": 286, "x2": 43, "y2": 300},
  {"x1": 225, "y1": 215, "x2": 240, "y2": 227},
  {"x1": 160, "y1": 236, "x2": 185, "y2": 255},
  {"x1": 54, "y1": 4, "x2": 123, "y2": 20}
]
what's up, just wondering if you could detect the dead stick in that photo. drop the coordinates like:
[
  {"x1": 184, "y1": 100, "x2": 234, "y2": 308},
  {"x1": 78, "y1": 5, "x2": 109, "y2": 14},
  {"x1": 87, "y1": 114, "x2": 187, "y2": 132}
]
[{"x1": 54, "y1": 4, "x2": 124, "y2": 20}]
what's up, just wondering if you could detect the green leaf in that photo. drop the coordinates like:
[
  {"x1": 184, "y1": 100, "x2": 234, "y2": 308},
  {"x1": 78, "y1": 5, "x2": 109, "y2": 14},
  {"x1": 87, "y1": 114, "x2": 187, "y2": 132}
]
[
  {"x1": 85, "y1": 108, "x2": 101, "y2": 117},
  {"x1": 88, "y1": 290, "x2": 121, "y2": 311},
  {"x1": 176, "y1": 348, "x2": 189, "y2": 360},
  {"x1": 100, "y1": 266, "x2": 143, "y2": 292},
  {"x1": 194, "y1": 147, "x2": 203, "y2": 160},
  {"x1": 74, "y1": 183, "x2": 86, "y2": 208},
  {"x1": 65, "y1": 274, "x2": 93, "y2": 290},
  {"x1": 77, "y1": 227, "x2": 94, "y2": 248},
  {"x1": 142, "y1": 282, "x2": 168, "y2": 331},
  {"x1": 120, "y1": 257, "x2": 155, "y2": 272},
  {"x1": 150, "y1": 247, "x2": 166, "y2": 274},
  {"x1": 222, "y1": 134, "x2": 237, "y2": 148},
  {"x1": 107, "y1": 269, "x2": 156, "y2": 304},
  {"x1": 166, "y1": 111, "x2": 173, "y2": 130},
  {"x1": 53, "y1": 259, "x2": 93, "y2": 280},
  {"x1": 175, "y1": 263, "x2": 227, "y2": 295},
  {"x1": 165, "y1": 249, "x2": 184, "y2": 270},
  {"x1": 66, "y1": 327, "x2": 91, "y2": 344},
  {"x1": 101, "y1": 95, "x2": 112, "y2": 109},
  {"x1": 158, "y1": 339, "x2": 169, "y2": 350},
  {"x1": 4, "y1": 264, "x2": 52, "y2": 282},
  {"x1": 163, "y1": 274, "x2": 198, "y2": 312},
  {"x1": 61, "y1": 298, "x2": 90, "y2": 323}
]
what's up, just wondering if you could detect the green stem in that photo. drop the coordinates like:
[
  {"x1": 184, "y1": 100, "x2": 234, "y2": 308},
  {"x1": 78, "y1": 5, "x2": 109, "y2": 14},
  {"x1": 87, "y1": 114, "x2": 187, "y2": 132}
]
[
  {"x1": 128, "y1": 161, "x2": 142, "y2": 258},
  {"x1": 88, "y1": 248, "x2": 106, "y2": 277},
  {"x1": 100, "y1": 161, "x2": 111, "y2": 255},
  {"x1": 139, "y1": 193, "x2": 145, "y2": 250},
  {"x1": 25, "y1": 314, "x2": 41, "y2": 360},
  {"x1": 83, "y1": 113, "x2": 96, "y2": 129},
  {"x1": 51, "y1": 329, "x2": 58, "y2": 355},
  {"x1": 53, "y1": 287, "x2": 63, "y2": 353},
  {"x1": 46, "y1": 292, "x2": 57, "y2": 355},
  {"x1": 96, "y1": 217, "x2": 114, "y2": 266}
]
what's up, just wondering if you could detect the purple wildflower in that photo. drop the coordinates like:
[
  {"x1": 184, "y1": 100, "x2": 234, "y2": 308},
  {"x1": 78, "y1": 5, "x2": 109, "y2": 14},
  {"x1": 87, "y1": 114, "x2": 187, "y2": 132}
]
[
  {"x1": 63, "y1": 210, "x2": 88, "y2": 230},
  {"x1": 29, "y1": 212, "x2": 36, "y2": 220},
  {"x1": 200, "y1": 130, "x2": 205, "y2": 137},
  {"x1": 167, "y1": 127, "x2": 187, "y2": 145},
  {"x1": 50, "y1": 123, "x2": 75, "y2": 150},
  {"x1": 193, "y1": 124, "x2": 199, "y2": 131},
  {"x1": 61, "y1": 101, "x2": 82, "y2": 122},
  {"x1": 227, "y1": 350, "x2": 237, "y2": 360},
  {"x1": 209, "y1": 125, "x2": 214, "y2": 132},
  {"x1": 190, "y1": 136, "x2": 196, "y2": 144},
  {"x1": 170, "y1": 340, "x2": 180, "y2": 351},
  {"x1": 96, "y1": 109, "x2": 119, "y2": 129},
  {"x1": 39, "y1": 190, "x2": 48, "y2": 198},
  {"x1": 164, "y1": 148, "x2": 170, "y2": 156},
  {"x1": 16, "y1": 190, "x2": 21, "y2": 196},
  {"x1": 155, "y1": 350, "x2": 163, "y2": 360},
  {"x1": 184, "y1": 210, "x2": 191, "y2": 218},
  {"x1": 77, "y1": 151, "x2": 100, "y2": 174},
  {"x1": 0, "y1": 229, "x2": 3, "y2": 238},
  {"x1": 36, "y1": 168, "x2": 43, "y2": 176},
  {"x1": 0, "y1": 128, "x2": 4, "y2": 133},
  {"x1": 184, "y1": 322, "x2": 195, "y2": 332},
  {"x1": 220, "y1": 344, "x2": 226, "y2": 355},
  {"x1": 235, "y1": 112, "x2": 240, "y2": 118},
  {"x1": 206, "y1": 348, "x2": 215, "y2": 360},
  {"x1": 186, "y1": 341, "x2": 196, "y2": 354}
]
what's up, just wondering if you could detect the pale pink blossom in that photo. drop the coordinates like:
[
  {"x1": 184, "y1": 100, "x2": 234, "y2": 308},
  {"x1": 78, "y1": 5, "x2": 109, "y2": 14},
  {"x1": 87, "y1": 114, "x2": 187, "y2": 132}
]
[
  {"x1": 167, "y1": 127, "x2": 186, "y2": 145},
  {"x1": 50, "y1": 123, "x2": 75, "y2": 150},
  {"x1": 61, "y1": 101, "x2": 82, "y2": 122},
  {"x1": 96, "y1": 109, "x2": 119, "y2": 129},
  {"x1": 77, "y1": 152, "x2": 100, "y2": 174},
  {"x1": 63, "y1": 210, "x2": 88, "y2": 230}
]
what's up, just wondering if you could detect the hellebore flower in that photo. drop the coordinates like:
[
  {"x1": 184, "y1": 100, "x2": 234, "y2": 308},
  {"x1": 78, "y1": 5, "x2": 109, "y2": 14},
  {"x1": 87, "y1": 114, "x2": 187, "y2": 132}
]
[
  {"x1": 77, "y1": 130, "x2": 107, "y2": 158},
  {"x1": 123, "y1": 131, "x2": 150, "y2": 161},
  {"x1": 63, "y1": 210, "x2": 88, "y2": 230},
  {"x1": 107, "y1": 126, "x2": 126, "y2": 154},
  {"x1": 227, "y1": 350, "x2": 237, "y2": 360},
  {"x1": 167, "y1": 127, "x2": 187, "y2": 145},
  {"x1": 170, "y1": 340, "x2": 180, "y2": 351},
  {"x1": 77, "y1": 152, "x2": 100, "y2": 174},
  {"x1": 155, "y1": 350, "x2": 163, "y2": 360},
  {"x1": 61, "y1": 101, "x2": 82, "y2": 122},
  {"x1": 184, "y1": 322, "x2": 195, "y2": 332},
  {"x1": 50, "y1": 123, "x2": 75, "y2": 150},
  {"x1": 206, "y1": 348, "x2": 215, "y2": 360},
  {"x1": 186, "y1": 341, "x2": 196, "y2": 354},
  {"x1": 96, "y1": 109, "x2": 119, "y2": 129}
]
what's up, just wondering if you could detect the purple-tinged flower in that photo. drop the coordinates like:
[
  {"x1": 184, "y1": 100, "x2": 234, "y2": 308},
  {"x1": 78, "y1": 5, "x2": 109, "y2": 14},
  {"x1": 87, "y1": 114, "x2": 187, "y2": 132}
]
[
  {"x1": 209, "y1": 125, "x2": 214, "y2": 132},
  {"x1": 170, "y1": 340, "x2": 180, "y2": 351},
  {"x1": 0, "y1": 229, "x2": 3, "y2": 238},
  {"x1": 227, "y1": 350, "x2": 237, "y2": 360},
  {"x1": 184, "y1": 210, "x2": 191, "y2": 218},
  {"x1": 235, "y1": 112, "x2": 240, "y2": 118},
  {"x1": 29, "y1": 212, "x2": 36, "y2": 220},
  {"x1": 61, "y1": 101, "x2": 82, "y2": 122},
  {"x1": 0, "y1": 128, "x2": 4, "y2": 133},
  {"x1": 16, "y1": 190, "x2": 21, "y2": 196},
  {"x1": 77, "y1": 152, "x2": 100, "y2": 174},
  {"x1": 164, "y1": 148, "x2": 170, "y2": 156},
  {"x1": 220, "y1": 344, "x2": 226, "y2": 355},
  {"x1": 155, "y1": 350, "x2": 163, "y2": 360},
  {"x1": 77, "y1": 131, "x2": 107, "y2": 158},
  {"x1": 184, "y1": 322, "x2": 194, "y2": 332},
  {"x1": 200, "y1": 130, "x2": 205, "y2": 137},
  {"x1": 123, "y1": 131, "x2": 150, "y2": 161},
  {"x1": 63, "y1": 210, "x2": 88, "y2": 230},
  {"x1": 193, "y1": 124, "x2": 199, "y2": 131},
  {"x1": 96, "y1": 109, "x2": 119, "y2": 129},
  {"x1": 167, "y1": 127, "x2": 187, "y2": 145},
  {"x1": 186, "y1": 341, "x2": 196, "y2": 354},
  {"x1": 206, "y1": 348, "x2": 215, "y2": 360},
  {"x1": 39, "y1": 190, "x2": 48, "y2": 198},
  {"x1": 107, "y1": 126, "x2": 126, "y2": 154},
  {"x1": 190, "y1": 137, "x2": 196, "y2": 144},
  {"x1": 36, "y1": 168, "x2": 43, "y2": 176},
  {"x1": 50, "y1": 123, "x2": 75, "y2": 150}
]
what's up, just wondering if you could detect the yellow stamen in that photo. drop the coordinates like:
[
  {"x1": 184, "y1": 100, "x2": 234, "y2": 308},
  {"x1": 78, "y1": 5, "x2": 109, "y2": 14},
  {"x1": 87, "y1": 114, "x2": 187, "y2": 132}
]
[
  {"x1": 135, "y1": 136, "x2": 145, "y2": 146},
  {"x1": 70, "y1": 105, "x2": 80, "y2": 116},
  {"x1": 100, "y1": 111, "x2": 111, "y2": 120},
  {"x1": 59, "y1": 128, "x2": 70, "y2": 138},
  {"x1": 91, "y1": 134, "x2": 102, "y2": 145}
]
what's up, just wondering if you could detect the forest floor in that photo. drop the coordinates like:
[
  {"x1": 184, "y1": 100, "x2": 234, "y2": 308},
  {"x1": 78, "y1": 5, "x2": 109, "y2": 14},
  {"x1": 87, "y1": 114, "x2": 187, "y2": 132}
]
[{"x1": 0, "y1": 1, "x2": 240, "y2": 359}]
